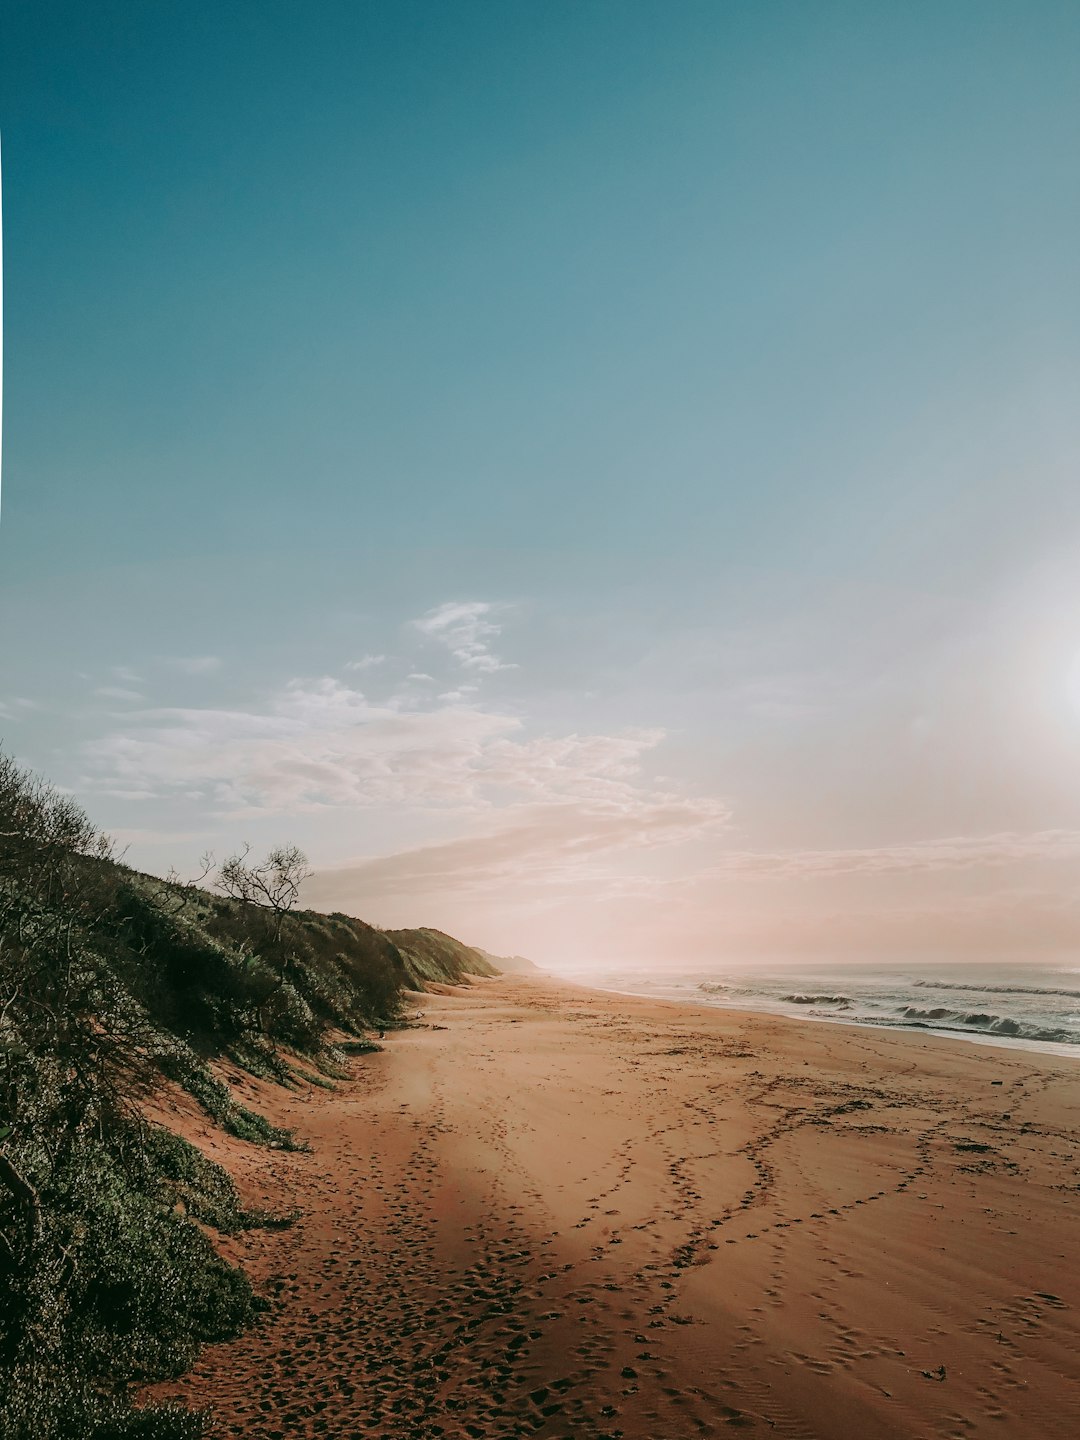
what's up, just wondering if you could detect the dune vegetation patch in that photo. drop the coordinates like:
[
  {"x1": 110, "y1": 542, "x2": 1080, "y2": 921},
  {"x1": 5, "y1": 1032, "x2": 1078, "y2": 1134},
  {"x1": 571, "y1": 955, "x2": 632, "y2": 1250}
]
[{"x1": 0, "y1": 753, "x2": 498, "y2": 1436}]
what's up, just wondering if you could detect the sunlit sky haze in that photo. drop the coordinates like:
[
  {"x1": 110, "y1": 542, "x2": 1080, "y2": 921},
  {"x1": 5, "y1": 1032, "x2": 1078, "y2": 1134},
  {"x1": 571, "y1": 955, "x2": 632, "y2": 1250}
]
[{"x1": 3, "y1": 2, "x2": 1080, "y2": 968}]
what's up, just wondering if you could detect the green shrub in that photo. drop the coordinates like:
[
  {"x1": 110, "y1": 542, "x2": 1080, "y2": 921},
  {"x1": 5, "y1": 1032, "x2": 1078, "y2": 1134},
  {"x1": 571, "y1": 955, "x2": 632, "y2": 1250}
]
[
  {"x1": 0, "y1": 752, "x2": 499, "y2": 1437},
  {"x1": 0, "y1": 1365, "x2": 209, "y2": 1439}
]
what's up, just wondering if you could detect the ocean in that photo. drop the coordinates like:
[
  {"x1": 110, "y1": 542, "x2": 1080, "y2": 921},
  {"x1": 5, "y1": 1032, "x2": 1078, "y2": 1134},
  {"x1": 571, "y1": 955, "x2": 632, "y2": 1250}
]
[{"x1": 571, "y1": 960, "x2": 1080, "y2": 1058}]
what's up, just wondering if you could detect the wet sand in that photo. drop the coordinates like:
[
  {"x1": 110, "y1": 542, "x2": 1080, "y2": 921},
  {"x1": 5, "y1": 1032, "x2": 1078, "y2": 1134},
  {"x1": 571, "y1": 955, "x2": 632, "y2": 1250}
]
[{"x1": 148, "y1": 975, "x2": 1080, "y2": 1438}]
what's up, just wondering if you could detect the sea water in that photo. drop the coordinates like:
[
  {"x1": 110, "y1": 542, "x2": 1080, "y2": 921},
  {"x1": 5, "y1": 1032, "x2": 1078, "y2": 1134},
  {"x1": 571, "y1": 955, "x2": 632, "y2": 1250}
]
[{"x1": 571, "y1": 961, "x2": 1080, "y2": 1058}]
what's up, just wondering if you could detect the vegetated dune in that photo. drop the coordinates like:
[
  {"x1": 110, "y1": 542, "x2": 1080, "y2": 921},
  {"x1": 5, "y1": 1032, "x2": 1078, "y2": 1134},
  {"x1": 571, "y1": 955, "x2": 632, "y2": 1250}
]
[
  {"x1": 479, "y1": 948, "x2": 544, "y2": 974},
  {"x1": 0, "y1": 753, "x2": 495, "y2": 1439},
  {"x1": 384, "y1": 926, "x2": 501, "y2": 987}
]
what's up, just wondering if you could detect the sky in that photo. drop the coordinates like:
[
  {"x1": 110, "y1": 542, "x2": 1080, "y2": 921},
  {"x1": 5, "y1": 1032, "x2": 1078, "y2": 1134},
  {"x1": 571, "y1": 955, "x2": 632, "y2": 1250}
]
[{"x1": 3, "y1": 1, "x2": 1080, "y2": 970}]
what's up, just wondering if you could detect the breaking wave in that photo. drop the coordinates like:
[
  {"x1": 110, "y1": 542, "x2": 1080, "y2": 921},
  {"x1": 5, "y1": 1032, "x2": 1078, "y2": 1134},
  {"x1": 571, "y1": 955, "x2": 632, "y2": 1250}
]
[
  {"x1": 912, "y1": 979, "x2": 1080, "y2": 1000},
  {"x1": 782, "y1": 993, "x2": 853, "y2": 1007},
  {"x1": 596, "y1": 964, "x2": 1080, "y2": 1056},
  {"x1": 892, "y1": 1004, "x2": 1075, "y2": 1045}
]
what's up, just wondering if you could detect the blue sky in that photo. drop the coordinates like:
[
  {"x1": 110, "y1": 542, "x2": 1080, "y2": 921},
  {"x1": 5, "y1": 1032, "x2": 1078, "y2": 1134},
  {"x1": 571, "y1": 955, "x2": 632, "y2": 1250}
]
[{"x1": 4, "y1": 2, "x2": 1080, "y2": 965}]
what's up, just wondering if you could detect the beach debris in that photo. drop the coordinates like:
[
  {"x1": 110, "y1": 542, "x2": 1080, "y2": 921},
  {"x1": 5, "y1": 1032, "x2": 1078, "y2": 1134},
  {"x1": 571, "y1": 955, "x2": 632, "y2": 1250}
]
[{"x1": 920, "y1": 1364, "x2": 948, "y2": 1381}]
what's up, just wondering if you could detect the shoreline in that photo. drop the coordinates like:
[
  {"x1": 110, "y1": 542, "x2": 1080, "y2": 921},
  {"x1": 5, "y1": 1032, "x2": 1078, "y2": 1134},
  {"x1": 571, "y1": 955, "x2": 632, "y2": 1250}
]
[
  {"x1": 149, "y1": 973, "x2": 1080, "y2": 1439},
  {"x1": 564, "y1": 973, "x2": 1080, "y2": 1061},
  {"x1": 586, "y1": 982, "x2": 1080, "y2": 1060}
]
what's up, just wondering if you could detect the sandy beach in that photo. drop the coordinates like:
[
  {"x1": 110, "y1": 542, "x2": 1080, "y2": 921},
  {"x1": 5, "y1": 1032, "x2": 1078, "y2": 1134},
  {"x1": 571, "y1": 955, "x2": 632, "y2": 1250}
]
[{"x1": 148, "y1": 975, "x2": 1080, "y2": 1439}]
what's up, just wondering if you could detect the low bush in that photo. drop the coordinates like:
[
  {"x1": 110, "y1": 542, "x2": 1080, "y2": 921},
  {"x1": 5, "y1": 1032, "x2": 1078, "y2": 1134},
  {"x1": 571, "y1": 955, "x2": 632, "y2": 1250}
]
[
  {"x1": 0, "y1": 753, "x2": 496, "y2": 1436},
  {"x1": 0, "y1": 756, "x2": 400, "y2": 1436}
]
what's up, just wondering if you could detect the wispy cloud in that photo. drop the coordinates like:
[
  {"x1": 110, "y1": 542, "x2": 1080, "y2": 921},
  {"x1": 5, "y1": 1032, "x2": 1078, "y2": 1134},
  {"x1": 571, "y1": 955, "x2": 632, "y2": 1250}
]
[
  {"x1": 79, "y1": 676, "x2": 701, "y2": 828},
  {"x1": 0, "y1": 697, "x2": 36, "y2": 719},
  {"x1": 166, "y1": 656, "x2": 223, "y2": 676},
  {"x1": 95, "y1": 685, "x2": 145, "y2": 702},
  {"x1": 83, "y1": 679, "x2": 501, "y2": 812},
  {"x1": 305, "y1": 790, "x2": 729, "y2": 912},
  {"x1": 107, "y1": 826, "x2": 212, "y2": 850},
  {"x1": 345, "y1": 653, "x2": 386, "y2": 672},
  {"x1": 702, "y1": 830, "x2": 1080, "y2": 881},
  {"x1": 79, "y1": 674, "x2": 726, "y2": 912},
  {"x1": 414, "y1": 601, "x2": 515, "y2": 674}
]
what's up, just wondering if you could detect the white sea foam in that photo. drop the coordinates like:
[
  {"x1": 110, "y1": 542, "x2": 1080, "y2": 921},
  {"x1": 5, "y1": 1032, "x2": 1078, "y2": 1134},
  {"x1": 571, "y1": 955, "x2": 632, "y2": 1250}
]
[{"x1": 571, "y1": 961, "x2": 1080, "y2": 1058}]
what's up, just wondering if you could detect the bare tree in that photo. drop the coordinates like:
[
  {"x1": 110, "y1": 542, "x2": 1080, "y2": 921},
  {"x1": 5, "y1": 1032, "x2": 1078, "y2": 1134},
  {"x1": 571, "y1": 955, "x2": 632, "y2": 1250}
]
[
  {"x1": 216, "y1": 844, "x2": 312, "y2": 941},
  {"x1": 155, "y1": 851, "x2": 216, "y2": 916}
]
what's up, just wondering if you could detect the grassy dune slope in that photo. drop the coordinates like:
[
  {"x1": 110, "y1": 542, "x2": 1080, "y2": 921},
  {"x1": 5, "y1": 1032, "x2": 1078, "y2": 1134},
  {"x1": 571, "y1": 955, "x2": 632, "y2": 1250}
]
[
  {"x1": 0, "y1": 756, "x2": 498, "y2": 1438},
  {"x1": 386, "y1": 926, "x2": 501, "y2": 988}
]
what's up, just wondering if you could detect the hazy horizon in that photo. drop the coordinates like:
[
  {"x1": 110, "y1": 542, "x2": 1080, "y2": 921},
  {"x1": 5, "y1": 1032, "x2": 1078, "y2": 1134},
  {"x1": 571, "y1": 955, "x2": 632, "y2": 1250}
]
[{"x1": 5, "y1": 3, "x2": 1080, "y2": 969}]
